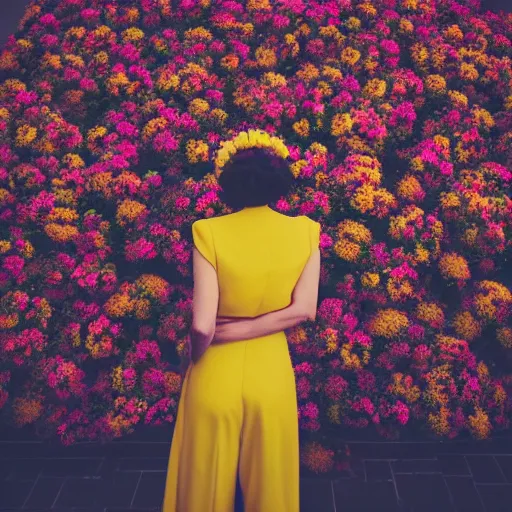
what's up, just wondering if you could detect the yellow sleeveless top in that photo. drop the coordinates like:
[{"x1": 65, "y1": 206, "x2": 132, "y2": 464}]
[{"x1": 192, "y1": 204, "x2": 321, "y2": 318}]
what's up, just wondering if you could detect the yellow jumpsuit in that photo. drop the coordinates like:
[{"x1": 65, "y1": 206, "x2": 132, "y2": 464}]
[{"x1": 162, "y1": 204, "x2": 321, "y2": 512}]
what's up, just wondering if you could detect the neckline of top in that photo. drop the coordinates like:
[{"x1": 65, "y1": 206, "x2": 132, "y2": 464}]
[{"x1": 240, "y1": 204, "x2": 273, "y2": 212}]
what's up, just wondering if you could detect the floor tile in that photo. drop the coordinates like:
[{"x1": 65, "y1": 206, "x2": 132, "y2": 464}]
[
  {"x1": 23, "y1": 476, "x2": 64, "y2": 508},
  {"x1": 40, "y1": 457, "x2": 103, "y2": 477},
  {"x1": 444, "y1": 476, "x2": 484, "y2": 512},
  {"x1": 333, "y1": 479, "x2": 400, "y2": 511},
  {"x1": 300, "y1": 478, "x2": 335, "y2": 512},
  {"x1": 437, "y1": 455, "x2": 471, "y2": 476},
  {"x1": 117, "y1": 458, "x2": 168, "y2": 471},
  {"x1": 495, "y1": 455, "x2": 512, "y2": 482},
  {"x1": 0, "y1": 480, "x2": 34, "y2": 508},
  {"x1": 394, "y1": 474, "x2": 453, "y2": 512},
  {"x1": 4, "y1": 458, "x2": 45, "y2": 481},
  {"x1": 391, "y1": 459, "x2": 441, "y2": 474},
  {"x1": 476, "y1": 483, "x2": 512, "y2": 512},
  {"x1": 53, "y1": 477, "x2": 101, "y2": 507},
  {"x1": 465, "y1": 455, "x2": 506, "y2": 483},
  {"x1": 365, "y1": 460, "x2": 393, "y2": 481},
  {"x1": 132, "y1": 472, "x2": 166, "y2": 509},
  {"x1": 95, "y1": 471, "x2": 141, "y2": 509}
]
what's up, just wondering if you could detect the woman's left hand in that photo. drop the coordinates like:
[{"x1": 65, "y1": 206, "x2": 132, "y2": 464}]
[{"x1": 211, "y1": 316, "x2": 251, "y2": 345}]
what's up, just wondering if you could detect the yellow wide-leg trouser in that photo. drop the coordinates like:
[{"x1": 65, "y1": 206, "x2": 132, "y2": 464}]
[{"x1": 162, "y1": 331, "x2": 299, "y2": 512}]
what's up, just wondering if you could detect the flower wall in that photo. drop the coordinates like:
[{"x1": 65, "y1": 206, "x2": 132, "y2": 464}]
[{"x1": 1, "y1": 0, "x2": 512, "y2": 466}]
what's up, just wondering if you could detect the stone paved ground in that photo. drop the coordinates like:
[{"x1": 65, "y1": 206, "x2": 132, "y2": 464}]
[{"x1": 1, "y1": 425, "x2": 512, "y2": 511}]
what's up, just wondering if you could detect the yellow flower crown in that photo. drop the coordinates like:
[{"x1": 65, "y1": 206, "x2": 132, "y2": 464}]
[{"x1": 213, "y1": 129, "x2": 290, "y2": 177}]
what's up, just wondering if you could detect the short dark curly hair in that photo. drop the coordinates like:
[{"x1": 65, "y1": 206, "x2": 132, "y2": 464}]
[{"x1": 217, "y1": 148, "x2": 294, "y2": 210}]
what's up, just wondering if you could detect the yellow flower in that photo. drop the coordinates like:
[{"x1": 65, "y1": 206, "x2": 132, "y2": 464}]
[
  {"x1": 494, "y1": 384, "x2": 507, "y2": 405},
  {"x1": 428, "y1": 406, "x2": 451, "y2": 436},
  {"x1": 346, "y1": 17, "x2": 361, "y2": 30},
  {"x1": 468, "y1": 407, "x2": 491, "y2": 439},
  {"x1": 292, "y1": 118, "x2": 310, "y2": 138},
  {"x1": 459, "y1": 62, "x2": 479, "y2": 81},
  {"x1": 214, "y1": 129, "x2": 289, "y2": 176},
  {"x1": 327, "y1": 404, "x2": 341, "y2": 424},
  {"x1": 186, "y1": 139, "x2": 210, "y2": 164},
  {"x1": 473, "y1": 281, "x2": 512, "y2": 321},
  {"x1": 283, "y1": 33, "x2": 300, "y2": 57},
  {"x1": 301, "y1": 442, "x2": 334, "y2": 474},
  {"x1": 116, "y1": 199, "x2": 147, "y2": 227},
  {"x1": 255, "y1": 46, "x2": 277, "y2": 68},
  {"x1": 331, "y1": 113, "x2": 353, "y2": 136},
  {"x1": 389, "y1": 373, "x2": 420, "y2": 403},
  {"x1": 448, "y1": 90, "x2": 469, "y2": 108},
  {"x1": 0, "y1": 240, "x2": 11, "y2": 254},
  {"x1": 440, "y1": 191, "x2": 461, "y2": 210},
  {"x1": 15, "y1": 125, "x2": 37, "y2": 146},
  {"x1": 210, "y1": 108, "x2": 228, "y2": 124},
  {"x1": 104, "y1": 293, "x2": 134, "y2": 318},
  {"x1": 135, "y1": 274, "x2": 170, "y2": 301},
  {"x1": 388, "y1": 206, "x2": 424, "y2": 240},
  {"x1": 386, "y1": 277, "x2": 414, "y2": 302},
  {"x1": 133, "y1": 298, "x2": 151, "y2": 320},
  {"x1": 0, "y1": 313, "x2": 18, "y2": 329},
  {"x1": 399, "y1": 19, "x2": 414, "y2": 33},
  {"x1": 47, "y1": 207, "x2": 79, "y2": 223},
  {"x1": 401, "y1": 0, "x2": 418, "y2": 9},
  {"x1": 334, "y1": 240, "x2": 361, "y2": 262},
  {"x1": 472, "y1": 107, "x2": 494, "y2": 129},
  {"x1": 44, "y1": 223, "x2": 79, "y2": 243},
  {"x1": 220, "y1": 53, "x2": 239, "y2": 71},
  {"x1": 414, "y1": 243, "x2": 430, "y2": 263},
  {"x1": 396, "y1": 175, "x2": 423, "y2": 202},
  {"x1": 425, "y1": 74, "x2": 447, "y2": 94},
  {"x1": 188, "y1": 98, "x2": 210, "y2": 117},
  {"x1": 438, "y1": 253, "x2": 470, "y2": 280},
  {"x1": 122, "y1": 27, "x2": 144, "y2": 42},
  {"x1": 497, "y1": 327, "x2": 512, "y2": 349},
  {"x1": 322, "y1": 65, "x2": 343, "y2": 81},
  {"x1": 12, "y1": 397, "x2": 43, "y2": 427},
  {"x1": 262, "y1": 72, "x2": 287, "y2": 87},
  {"x1": 112, "y1": 366, "x2": 124, "y2": 392},
  {"x1": 369, "y1": 309, "x2": 409, "y2": 338},
  {"x1": 363, "y1": 78, "x2": 387, "y2": 98},
  {"x1": 156, "y1": 69, "x2": 180, "y2": 92},
  {"x1": 340, "y1": 343, "x2": 362, "y2": 370},
  {"x1": 296, "y1": 63, "x2": 320, "y2": 83},
  {"x1": 416, "y1": 302, "x2": 445, "y2": 328},
  {"x1": 357, "y1": 2, "x2": 377, "y2": 17},
  {"x1": 452, "y1": 311, "x2": 481, "y2": 341},
  {"x1": 247, "y1": 0, "x2": 271, "y2": 10},
  {"x1": 361, "y1": 272, "x2": 380, "y2": 288},
  {"x1": 340, "y1": 47, "x2": 361, "y2": 66},
  {"x1": 334, "y1": 220, "x2": 372, "y2": 262},
  {"x1": 288, "y1": 326, "x2": 308, "y2": 344},
  {"x1": 184, "y1": 27, "x2": 213, "y2": 40},
  {"x1": 62, "y1": 153, "x2": 85, "y2": 168},
  {"x1": 411, "y1": 43, "x2": 429, "y2": 67}
]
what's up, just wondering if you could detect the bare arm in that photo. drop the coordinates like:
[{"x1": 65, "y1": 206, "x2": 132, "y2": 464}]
[
  {"x1": 189, "y1": 246, "x2": 219, "y2": 363},
  {"x1": 212, "y1": 247, "x2": 321, "y2": 344}
]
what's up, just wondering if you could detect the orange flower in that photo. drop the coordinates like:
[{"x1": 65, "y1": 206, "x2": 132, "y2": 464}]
[
  {"x1": 438, "y1": 253, "x2": 470, "y2": 280},
  {"x1": 452, "y1": 311, "x2": 481, "y2": 341},
  {"x1": 369, "y1": 309, "x2": 409, "y2": 338},
  {"x1": 468, "y1": 407, "x2": 491, "y2": 439},
  {"x1": 301, "y1": 442, "x2": 335, "y2": 473}
]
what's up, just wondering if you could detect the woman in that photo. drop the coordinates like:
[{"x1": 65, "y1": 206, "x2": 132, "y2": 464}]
[{"x1": 162, "y1": 132, "x2": 321, "y2": 512}]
